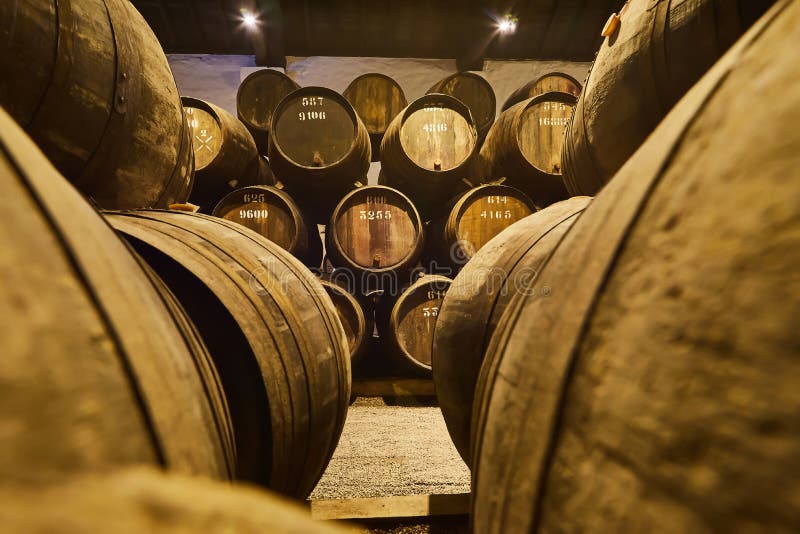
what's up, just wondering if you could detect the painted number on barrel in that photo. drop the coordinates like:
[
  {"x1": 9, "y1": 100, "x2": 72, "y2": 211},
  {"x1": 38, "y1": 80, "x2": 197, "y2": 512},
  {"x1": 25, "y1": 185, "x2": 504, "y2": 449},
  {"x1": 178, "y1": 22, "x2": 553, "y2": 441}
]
[
  {"x1": 242, "y1": 193, "x2": 266, "y2": 203},
  {"x1": 359, "y1": 210, "x2": 392, "y2": 220},
  {"x1": 239, "y1": 209, "x2": 269, "y2": 219},
  {"x1": 481, "y1": 210, "x2": 513, "y2": 220},
  {"x1": 423, "y1": 123, "x2": 447, "y2": 132},
  {"x1": 422, "y1": 306, "x2": 440, "y2": 318},
  {"x1": 427, "y1": 290, "x2": 446, "y2": 300},
  {"x1": 486, "y1": 196, "x2": 508, "y2": 204},
  {"x1": 539, "y1": 117, "x2": 569, "y2": 126}
]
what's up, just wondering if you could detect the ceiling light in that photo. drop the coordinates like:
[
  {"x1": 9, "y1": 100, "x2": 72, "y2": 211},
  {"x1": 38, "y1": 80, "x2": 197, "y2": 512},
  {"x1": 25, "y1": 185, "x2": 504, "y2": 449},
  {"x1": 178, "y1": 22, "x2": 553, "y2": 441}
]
[
  {"x1": 242, "y1": 11, "x2": 258, "y2": 28},
  {"x1": 498, "y1": 15, "x2": 517, "y2": 34}
]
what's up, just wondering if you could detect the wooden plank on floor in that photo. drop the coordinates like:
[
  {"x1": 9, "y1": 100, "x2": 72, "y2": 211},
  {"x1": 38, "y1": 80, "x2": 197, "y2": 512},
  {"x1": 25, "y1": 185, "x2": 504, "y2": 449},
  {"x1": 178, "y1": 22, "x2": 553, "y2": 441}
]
[
  {"x1": 310, "y1": 493, "x2": 470, "y2": 520},
  {"x1": 351, "y1": 378, "x2": 435, "y2": 397}
]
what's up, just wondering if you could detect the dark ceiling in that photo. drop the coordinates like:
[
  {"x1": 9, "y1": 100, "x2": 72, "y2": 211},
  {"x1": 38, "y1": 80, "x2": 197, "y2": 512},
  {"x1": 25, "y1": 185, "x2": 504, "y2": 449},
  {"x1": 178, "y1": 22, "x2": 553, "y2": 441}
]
[{"x1": 131, "y1": 0, "x2": 625, "y2": 62}]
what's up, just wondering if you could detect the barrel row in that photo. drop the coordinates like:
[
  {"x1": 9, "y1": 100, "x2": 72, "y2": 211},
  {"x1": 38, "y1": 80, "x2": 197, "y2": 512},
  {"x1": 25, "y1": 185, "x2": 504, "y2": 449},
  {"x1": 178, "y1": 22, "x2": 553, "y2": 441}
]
[{"x1": 433, "y1": 3, "x2": 798, "y2": 533}]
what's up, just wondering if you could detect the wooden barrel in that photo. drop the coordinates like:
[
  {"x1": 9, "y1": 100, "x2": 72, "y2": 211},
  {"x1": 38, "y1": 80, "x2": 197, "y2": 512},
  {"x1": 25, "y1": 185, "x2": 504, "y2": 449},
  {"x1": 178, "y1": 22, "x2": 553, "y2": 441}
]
[
  {"x1": 268, "y1": 86, "x2": 371, "y2": 221},
  {"x1": 236, "y1": 69, "x2": 300, "y2": 154},
  {"x1": 326, "y1": 185, "x2": 425, "y2": 292},
  {"x1": 377, "y1": 275, "x2": 453, "y2": 376},
  {"x1": 0, "y1": 0, "x2": 193, "y2": 209},
  {"x1": 379, "y1": 94, "x2": 478, "y2": 218},
  {"x1": 431, "y1": 197, "x2": 590, "y2": 465},
  {"x1": 427, "y1": 72, "x2": 496, "y2": 142},
  {"x1": 319, "y1": 279, "x2": 371, "y2": 364},
  {"x1": 105, "y1": 210, "x2": 350, "y2": 498},
  {"x1": 0, "y1": 468, "x2": 347, "y2": 533},
  {"x1": 476, "y1": 91, "x2": 576, "y2": 208},
  {"x1": 472, "y1": 3, "x2": 799, "y2": 532},
  {"x1": 212, "y1": 185, "x2": 320, "y2": 266},
  {"x1": 501, "y1": 72, "x2": 583, "y2": 111},
  {"x1": 343, "y1": 73, "x2": 408, "y2": 162},
  {"x1": 183, "y1": 97, "x2": 273, "y2": 210},
  {"x1": 561, "y1": 0, "x2": 773, "y2": 196},
  {"x1": 425, "y1": 184, "x2": 537, "y2": 273},
  {"x1": 0, "y1": 106, "x2": 230, "y2": 486}
]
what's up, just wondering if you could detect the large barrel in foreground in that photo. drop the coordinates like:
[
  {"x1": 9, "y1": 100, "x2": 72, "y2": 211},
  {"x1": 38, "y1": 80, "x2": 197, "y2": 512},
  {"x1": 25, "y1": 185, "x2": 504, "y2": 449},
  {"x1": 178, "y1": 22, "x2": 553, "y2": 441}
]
[
  {"x1": 268, "y1": 87, "x2": 371, "y2": 221},
  {"x1": 427, "y1": 72, "x2": 496, "y2": 141},
  {"x1": 561, "y1": 0, "x2": 773, "y2": 196},
  {"x1": 476, "y1": 91, "x2": 575, "y2": 207},
  {"x1": 502, "y1": 72, "x2": 582, "y2": 111},
  {"x1": 0, "y1": 468, "x2": 346, "y2": 533},
  {"x1": 0, "y1": 107, "x2": 230, "y2": 486},
  {"x1": 106, "y1": 210, "x2": 350, "y2": 498},
  {"x1": 344, "y1": 73, "x2": 408, "y2": 161},
  {"x1": 212, "y1": 185, "x2": 320, "y2": 266},
  {"x1": 473, "y1": 3, "x2": 800, "y2": 532},
  {"x1": 432, "y1": 197, "x2": 590, "y2": 465},
  {"x1": 0, "y1": 0, "x2": 193, "y2": 209},
  {"x1": 379, "y1": 94, "x2": 478, "y2": 217},
  {"x1": 237, "y1": 69, "x2": 300, "y2": 154},
  {"x1": 183, "y1": 97, "x2": 274, "y2": 209},
  {"x1": 424, "y1": 184, "x2": 537, "y2": 273}
]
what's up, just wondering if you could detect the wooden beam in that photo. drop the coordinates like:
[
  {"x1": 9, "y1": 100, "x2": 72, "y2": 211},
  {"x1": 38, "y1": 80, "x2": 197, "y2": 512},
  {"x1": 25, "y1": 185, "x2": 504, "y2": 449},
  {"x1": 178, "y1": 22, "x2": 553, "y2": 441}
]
[
  {"x1": 310, "y1": 493, "x2": 470, "y2": 521},
  {"x1": 351, "y1": 379, "x2": 436, "y2": 397}
]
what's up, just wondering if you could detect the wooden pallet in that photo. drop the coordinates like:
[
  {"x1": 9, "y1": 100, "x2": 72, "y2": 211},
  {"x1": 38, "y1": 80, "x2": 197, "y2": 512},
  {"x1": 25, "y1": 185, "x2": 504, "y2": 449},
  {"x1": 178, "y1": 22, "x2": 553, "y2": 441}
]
[
  {"x1": 351, "y1": 378, "x2": 435, "y2": 397},
  {"x1": 309, "y1": 493, "x2": 469, "y2": 521}
]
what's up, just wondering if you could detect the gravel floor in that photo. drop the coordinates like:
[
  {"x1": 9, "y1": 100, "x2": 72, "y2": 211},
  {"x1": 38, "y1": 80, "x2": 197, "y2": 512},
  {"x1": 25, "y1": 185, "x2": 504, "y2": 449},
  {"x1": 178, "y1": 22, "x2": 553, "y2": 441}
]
[{"x1": 310, "y1": 397, "x2": 470, "y2": 500}]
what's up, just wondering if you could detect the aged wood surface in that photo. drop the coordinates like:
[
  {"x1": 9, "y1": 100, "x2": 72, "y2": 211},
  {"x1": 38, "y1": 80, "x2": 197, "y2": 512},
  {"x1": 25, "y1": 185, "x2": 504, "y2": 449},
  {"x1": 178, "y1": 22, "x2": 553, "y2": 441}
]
[
  {"x1": 378, "y1": 275, "x2": 453, "y2": 375},
  {"x1": 502, "y1": 72, "x2": 583, "y2": 111},
  {"x1": 476, "y1": 91, "x2": 575, "y2": 208},
  {"x1": 343, "y1": 73, "x2": 407, "y2": 161},
  {"x1": 237, "y1": 68, "x2": 300, "y2": 154},
  {"x1": 212, "y1": 185, "x2": 315, "y2": 264},
  {"x1": 183, "y1": 96, "x2": 269, "y2": 210},
  {"x1": 428, "y1": 72, "x2": 496, "y2": 141},
  {"x1": 0, "y1": 468, "x2": 346, "y2": 533},
  {"x1": 106, "y1": 210, "x2": 350, "y2": 498},
  {"x1": 269, "y1": 86, "x2": 370, "y2": 222},
  {"x1": 425, "y1": 184, "x2": 537, "y2": 272},
  {"x1": 432, "y1": 197, "x2": 590, "y2": 465},
  {"x1": 0, "y1": 0, "x2": 193, "y2": 209},
  {"x1": 562, "y1": 0, "x2": 772, "y2": 196},
  {"x1": 319, "y1": 279, "x2": 371, "y2": 363},
  {"x1": 379, "y1": 94, "x2": 478, "y2": 218},
  {"x1": 473, "y1": 3, "x2": 800, "y2": 532},
  {"x1": 327, "y1": 185, "x2": 424, "y2": 279},
  {"x1": 310, "y1": 493, "x2": 470, "y2": 520},
  {"x1": 0, "y1": 107, "x2": 230, "y2": 486}
]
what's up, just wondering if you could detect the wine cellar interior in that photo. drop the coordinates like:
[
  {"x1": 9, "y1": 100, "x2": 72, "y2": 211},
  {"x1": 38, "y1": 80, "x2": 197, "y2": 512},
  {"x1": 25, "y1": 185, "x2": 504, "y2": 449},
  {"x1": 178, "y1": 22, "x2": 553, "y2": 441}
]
[{"x1": 0, "y1": 1, "x2": 797, "y2": 532}]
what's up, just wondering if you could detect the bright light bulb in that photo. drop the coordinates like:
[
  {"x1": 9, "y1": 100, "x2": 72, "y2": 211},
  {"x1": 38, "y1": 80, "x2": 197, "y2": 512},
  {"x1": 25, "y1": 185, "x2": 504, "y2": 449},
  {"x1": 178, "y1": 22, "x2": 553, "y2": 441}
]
[
  {"x1": 498, "y1": 16, "x2": 517, "y2": 34},
  {"x1": 243, "y1": 12, "x2": 257, "y2": 27}
]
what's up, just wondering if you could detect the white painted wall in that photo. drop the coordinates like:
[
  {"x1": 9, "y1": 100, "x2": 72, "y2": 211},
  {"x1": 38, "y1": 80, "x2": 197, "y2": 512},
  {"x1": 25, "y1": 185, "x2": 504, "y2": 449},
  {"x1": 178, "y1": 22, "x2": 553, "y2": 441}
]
[{"x1": 168, "y1": 54, "x2": 590, "y2": 120}]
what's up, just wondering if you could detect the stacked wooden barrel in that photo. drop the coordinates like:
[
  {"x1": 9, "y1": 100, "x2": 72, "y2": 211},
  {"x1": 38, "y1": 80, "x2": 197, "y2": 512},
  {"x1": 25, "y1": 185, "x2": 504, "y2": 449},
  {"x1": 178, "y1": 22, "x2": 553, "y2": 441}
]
[
  {"x1": 502, "y1": 72, "x2": 582, "y2": 110},
  {"x1": 268, "y1": 86, "x2": 371, "y2": 221},
  {"x1": 424, "y1": 184, "x2": 537, "y2": 272},
  {"x1": 344, "y1": 73, "x2": 408, "y2": 161},
  {"x1": 379, "y1": 94, "x2": 479, "y2": 218},
  {"x1": 182, "y1": 97, "x2": 275, "y2": 210},
  {"x1": 476, "y1": 91, "x2": 576, "y2": 207},
  {"x1": 237, "y1": 69, "x2": 300, "y2": 154},
  {"x1": 427, "y1": 72, "x2": 496, "y2": 142},
  {"x1": 212, "y1": 185, "x2": 321, "y2": 266},
  {"x1": 0, "y1": 0, "x2": 194, "y2": 209}
]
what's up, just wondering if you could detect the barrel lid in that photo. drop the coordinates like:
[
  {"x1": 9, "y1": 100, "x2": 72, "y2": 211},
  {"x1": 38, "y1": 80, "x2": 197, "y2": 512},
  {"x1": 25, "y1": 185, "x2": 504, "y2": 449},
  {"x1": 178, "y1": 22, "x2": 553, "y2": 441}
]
[
  {"x1": 270, "y1": 86, "x2": 361, "y2": 170},
  {"x1": 513, "y1": 91, "x2": 577, "y2": 175},
  {"x1": 236, "y1": 69, "x2": 300, "y2": 132},
  {"x1": 181, "y1": 97, "x2": 223, "y2": 171}
]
